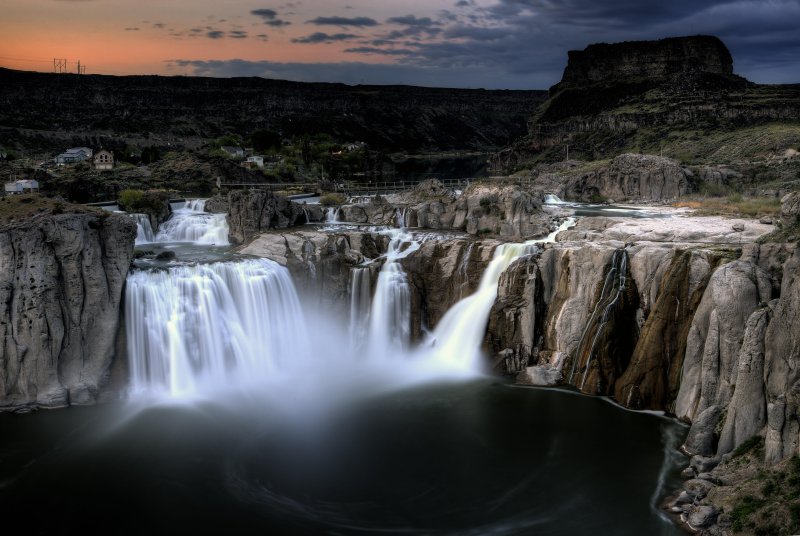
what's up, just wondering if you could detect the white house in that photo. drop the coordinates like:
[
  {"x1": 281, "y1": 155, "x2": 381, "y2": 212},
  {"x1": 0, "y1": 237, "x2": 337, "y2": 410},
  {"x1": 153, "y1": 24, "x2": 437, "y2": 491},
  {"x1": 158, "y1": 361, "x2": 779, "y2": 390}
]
[
  {"x1": 94, "y1": 149, "x2": 114, "y2": 170},
  {"x1": 55, "y1": 147, "x2": 93, "y2": 165},
  {"x1": 244, "y1": 155, "x2": 264, "y2": 169},
  {"x1": 4, "y1": 179, "x2": 39, "y2": 194}
]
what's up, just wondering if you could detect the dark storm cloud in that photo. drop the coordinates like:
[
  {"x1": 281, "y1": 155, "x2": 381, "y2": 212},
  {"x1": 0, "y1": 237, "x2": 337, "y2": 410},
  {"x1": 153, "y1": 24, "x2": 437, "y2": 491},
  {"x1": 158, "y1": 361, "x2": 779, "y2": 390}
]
[
  {"x1": 251, "y1": 8, "x2": 291, "y2": 26},
  {"x1": 207, "y1": 30, "x2": 225, "y2": 39},
  {"x1": 292, "y1": 32, "x2": 359, "y2": 44},
  {"x1": 168, "y1": 0, "x2": 800, "y2": 87},
  {"x1": 386, "y1": 15, "x2": 438, "y2": 27},
  {"x1": 344, "y1": 47, "x2": 413, "y2": 56},
  {"x1": 307, "y1": 16, "x2": 379, "y2": 27}
]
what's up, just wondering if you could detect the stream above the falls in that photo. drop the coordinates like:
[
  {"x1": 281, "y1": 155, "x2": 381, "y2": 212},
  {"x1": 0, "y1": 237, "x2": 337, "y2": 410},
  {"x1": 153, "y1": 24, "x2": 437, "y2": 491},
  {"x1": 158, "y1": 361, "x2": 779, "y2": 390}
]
[{"x1": 0, "y1": 380, "x2": 685, "y2": 536}]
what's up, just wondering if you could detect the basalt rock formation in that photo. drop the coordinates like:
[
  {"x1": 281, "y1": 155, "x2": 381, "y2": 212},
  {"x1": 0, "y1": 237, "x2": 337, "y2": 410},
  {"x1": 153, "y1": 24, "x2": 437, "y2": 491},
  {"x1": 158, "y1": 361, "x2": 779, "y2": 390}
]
[
  {"x1": 0, "y1": 200, "x2": 136, "y2": 410},
  {"x1": 517, "y1": 35, "x2": 800, "y2": 164},
  {"x1": 225, "y1": 189, "x2": 307, "y2": 245},
  {"x1": 339, "y1": 180, "x2": 552, "y2": 240}
]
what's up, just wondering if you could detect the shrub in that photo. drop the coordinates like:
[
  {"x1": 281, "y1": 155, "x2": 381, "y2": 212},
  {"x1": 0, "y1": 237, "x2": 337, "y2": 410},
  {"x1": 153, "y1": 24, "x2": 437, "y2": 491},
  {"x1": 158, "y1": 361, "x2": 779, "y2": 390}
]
[
  {"x1": 119, "y1": 189, "x2": 144, "y2": 208},
  {"x1": 733, "y1": 435, "x2": 765, "y2": 458},
  {"x1": 320, "y1": 193, "x2": 346, "y2": 206}
]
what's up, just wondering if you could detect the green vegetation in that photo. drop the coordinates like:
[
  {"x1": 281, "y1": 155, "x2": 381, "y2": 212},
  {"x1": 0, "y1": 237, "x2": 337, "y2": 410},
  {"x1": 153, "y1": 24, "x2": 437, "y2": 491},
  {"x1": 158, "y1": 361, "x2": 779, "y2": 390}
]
[
  {"x1": 320, "y1": 193, "x2": 346, "y2": 206},
  {"x1": 117, "y1": 189, "x2": 169, "y2": 214},
  {"x1": 0, "y1": 194, "x2": 97, "y2": 226},
  {"x1": 673, "y1": 195, "x2": 781, "y2": 218},
  {"x1": 733, "y1": 435, "x2": 765, "y2": 459}
]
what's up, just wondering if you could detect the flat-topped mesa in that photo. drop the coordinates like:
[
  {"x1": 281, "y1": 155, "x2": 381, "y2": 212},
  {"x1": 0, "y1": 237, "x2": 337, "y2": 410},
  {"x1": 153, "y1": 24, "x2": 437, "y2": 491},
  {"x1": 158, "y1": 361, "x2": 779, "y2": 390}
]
[{"x1": 551, "y1": 35, "x2": 735, "y2": 94}]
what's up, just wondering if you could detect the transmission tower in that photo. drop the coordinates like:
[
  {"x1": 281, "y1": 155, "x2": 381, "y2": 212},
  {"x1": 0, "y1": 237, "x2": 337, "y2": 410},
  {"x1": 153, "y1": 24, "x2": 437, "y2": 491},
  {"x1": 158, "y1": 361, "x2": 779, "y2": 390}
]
[{"x1": 53, "y1": 58, "x2": 67, "y2": 73}]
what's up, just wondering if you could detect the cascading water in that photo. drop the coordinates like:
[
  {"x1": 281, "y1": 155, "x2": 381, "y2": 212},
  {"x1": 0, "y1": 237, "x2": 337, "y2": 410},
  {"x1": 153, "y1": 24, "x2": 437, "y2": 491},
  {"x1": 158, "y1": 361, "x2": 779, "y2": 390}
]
[
  {"x1": 423, "y1": 218, "x2": 575, "y2": 371},
  {"x1": 132, "y1": 214, "x2": 156, "y2": 244},
  {"x1": 126, "y1": 259, "x2": 310, "y2": 398},
  {"x1": 349, "y1": 267, "x2": 372, "y2": 350},
  {"x1": 156, "y1": 199, "x2": 229, "y2": 245},
  {"x1": 544, "y1": 194, "x2": 565, "y2": 204},
  {"x1": 325, "y1": 207, "x2": 340, "y2": 223},
  {"x1": 568, "y1": 248, "x2": 629, "y2": 389},
  {"x1": 367, "y1": 229, "x2": 420, "y2": 355}
]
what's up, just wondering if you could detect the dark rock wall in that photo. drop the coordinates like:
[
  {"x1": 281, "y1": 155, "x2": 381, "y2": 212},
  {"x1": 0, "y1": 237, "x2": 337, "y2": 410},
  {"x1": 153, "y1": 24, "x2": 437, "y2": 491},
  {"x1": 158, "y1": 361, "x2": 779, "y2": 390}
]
[{"x1": 0, "y1": 212, "x2": 136, "y2": 410}]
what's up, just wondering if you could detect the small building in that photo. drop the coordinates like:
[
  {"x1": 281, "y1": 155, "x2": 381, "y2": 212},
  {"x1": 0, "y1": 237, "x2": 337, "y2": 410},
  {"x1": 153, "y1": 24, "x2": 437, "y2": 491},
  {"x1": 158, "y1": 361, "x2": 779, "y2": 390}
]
[
  {"x1": 243, "y1": 155, "x2": 264, "y2": 169},
  {"x1": 55, "y1": 147, "x2": 93, "y2": 165},
  {"x1": 4, "y1": 179, "x2": 39, "y2": 194},
  {"x1": 221, "y1": 146, "x2": 245, "y2": 159},
  {"x1": 94, "y1": 149, "x2": 114, "y2": 170}
]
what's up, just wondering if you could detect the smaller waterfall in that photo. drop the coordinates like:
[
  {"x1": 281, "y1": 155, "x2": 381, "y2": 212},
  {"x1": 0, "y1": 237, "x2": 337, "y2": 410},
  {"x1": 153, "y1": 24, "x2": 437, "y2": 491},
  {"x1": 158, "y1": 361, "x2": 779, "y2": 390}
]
[
  {"x1": 156, "y1": 199, "x2": 229, "y2": 245},
  {"x1": 423, "y1": 218, "x2": 575, "y2": 371},
  {"x1": 569, "y1": 248, "x2": 629, "y2": 389},
  {"x1": 395, "y1": 207, "x2": 409, "y2": 228},
  {"x1": 325, "y1": 207, "x2": 340, "y2": 223},
  {"x1": 544, "y1": 194, "x2": 565, "y2": 205},
  {"x1": 349, "y1": 267, "x2": 372, "y2": 350},
  {"x1": 367, "y1": 229, "x2": 421, "y2": 356},
  {"x1": 458, "y1": 242, "x2": 475, "y2": 298},
  {"x1": 132, "y1": 214, "x2": 156, "y2": 244}
]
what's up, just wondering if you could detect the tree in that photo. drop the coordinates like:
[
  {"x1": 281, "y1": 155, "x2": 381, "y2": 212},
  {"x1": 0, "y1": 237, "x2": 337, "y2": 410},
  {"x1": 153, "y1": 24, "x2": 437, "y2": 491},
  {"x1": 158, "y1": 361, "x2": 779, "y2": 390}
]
[{"x1": 252, "y1": 130, "x2": 281, "y2": 152}]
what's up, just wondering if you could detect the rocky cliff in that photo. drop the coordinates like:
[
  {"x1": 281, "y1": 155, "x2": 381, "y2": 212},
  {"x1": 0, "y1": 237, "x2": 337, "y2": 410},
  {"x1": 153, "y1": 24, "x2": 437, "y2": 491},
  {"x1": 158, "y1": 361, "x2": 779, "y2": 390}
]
[
  {"x1": 516, "y1": 35, "x2": 800, "y2": 165},
  {"x1": 0, "y1": 197, "x2": 136, "y2": 410}
]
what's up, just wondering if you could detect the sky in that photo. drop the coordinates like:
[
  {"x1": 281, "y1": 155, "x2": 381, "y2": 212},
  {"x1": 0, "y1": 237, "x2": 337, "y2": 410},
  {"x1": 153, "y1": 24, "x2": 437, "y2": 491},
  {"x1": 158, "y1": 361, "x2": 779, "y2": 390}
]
[{"x1": 1, "y1": 0, "x2": 798, "y2": 89}]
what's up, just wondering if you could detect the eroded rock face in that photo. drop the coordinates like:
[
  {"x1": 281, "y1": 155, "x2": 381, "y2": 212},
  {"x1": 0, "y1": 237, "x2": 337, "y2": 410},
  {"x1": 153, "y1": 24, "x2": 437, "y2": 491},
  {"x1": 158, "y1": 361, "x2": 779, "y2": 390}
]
[
  {"x1": 782, "y1": 191, "x2": 800, "y2": 225},
  {"x1": 0, "y1": 212, "x2": 136, "y2": 410},
  {"x1": 340, "y1": 180, "x2": 550, "y2": 240},
  {"x1": 553, "y1": 35, "x2": 734, "y2": 92},
  {"x1": 226, "y1": 189, "x2": 306, "y2": 245}
]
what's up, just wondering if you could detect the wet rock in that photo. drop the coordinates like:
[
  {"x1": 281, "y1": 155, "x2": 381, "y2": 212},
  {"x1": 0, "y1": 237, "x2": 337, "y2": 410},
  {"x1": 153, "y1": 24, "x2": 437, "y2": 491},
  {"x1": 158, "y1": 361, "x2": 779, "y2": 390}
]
[
  {"x1": 155, "y1": 250, "x2": 176, "y2": 261},
  {"x1": 517, "y1": 365, "x2": 562, "y2": 386},
  {"x1": 226, "y1": 189, "x2": 305, "y2": 245}
]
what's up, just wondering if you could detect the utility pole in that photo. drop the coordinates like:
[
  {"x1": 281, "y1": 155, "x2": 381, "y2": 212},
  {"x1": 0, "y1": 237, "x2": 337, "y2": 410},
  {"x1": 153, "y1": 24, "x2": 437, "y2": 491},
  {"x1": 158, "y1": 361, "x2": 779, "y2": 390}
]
[{"x1": 566, "y1": 144, "x2": 569, "y2": 161}]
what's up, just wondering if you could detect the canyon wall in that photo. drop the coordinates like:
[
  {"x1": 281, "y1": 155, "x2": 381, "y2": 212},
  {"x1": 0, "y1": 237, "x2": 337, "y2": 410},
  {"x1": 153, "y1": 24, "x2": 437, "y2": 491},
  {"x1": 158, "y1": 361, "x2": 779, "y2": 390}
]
[{"x1": 0, "y1": 206, "x2": 136, "y2": 410}]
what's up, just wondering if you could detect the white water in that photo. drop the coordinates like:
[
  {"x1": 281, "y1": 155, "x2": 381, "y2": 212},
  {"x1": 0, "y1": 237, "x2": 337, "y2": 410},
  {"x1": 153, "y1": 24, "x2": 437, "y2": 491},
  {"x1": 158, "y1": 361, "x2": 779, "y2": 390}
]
[
  {"x1": 132, "y1": 214, "x2": 156, "y2": 244},
  {"x1": 349, "y1": 267, "x2": 372, "y2": 350},
  {"x1": 544, "y1": 194, "x2": 565, "y2": 205},
  {"x1": 367, "y1": 229, "x2": 420, "y2": 355},
  {"x1": 126, "y1": 217, "x2": 575, "y2": 403},
  {"x1": 156, "y1": 199, "x2": 229, "y2": 245},
  {"x1": 325, "y1": 207, "x2": 340, "y2": 223},
  {"x1": 422, "y1": 218, "x2": 575, "y2": 371},
  {"x1": 126, "y1": 259, "x2": 309, "y2": 398}
]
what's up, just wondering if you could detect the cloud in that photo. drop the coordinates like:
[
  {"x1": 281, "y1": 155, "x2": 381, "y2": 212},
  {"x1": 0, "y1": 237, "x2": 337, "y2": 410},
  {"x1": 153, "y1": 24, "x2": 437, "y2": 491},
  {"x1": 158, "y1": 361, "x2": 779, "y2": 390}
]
[
  {"x1": 229, "y1": 30, "x2": 248, "y2": 39},
  {"x1": 344, "y1": 47, "x2": 413, "y2": 56},
  {"x1": 307, "y1": 16, "x2": 379, "y2": 27},
  {"x1": 124, "y1": 27, "x2": 140, "y2": 31},
  {"x1": 207, "y1": 30, "x2": 225, "y2": 39},
  {"x1": 386, "y1": 15, "x2": 438, "y2": 27},
  {"x1": 292, "y1": 32, "x2": 359, "y2": 44},
  {"x1": 251, "y1": 7, "x2": 291, "y2": 26}
]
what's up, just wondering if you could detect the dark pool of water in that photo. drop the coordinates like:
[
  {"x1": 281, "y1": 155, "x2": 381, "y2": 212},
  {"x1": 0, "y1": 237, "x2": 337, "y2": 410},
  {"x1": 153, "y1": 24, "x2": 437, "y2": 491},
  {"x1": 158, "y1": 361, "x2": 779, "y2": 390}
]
[{"x1": 0, "y1": 381, "x2": 685, "y2": 535}]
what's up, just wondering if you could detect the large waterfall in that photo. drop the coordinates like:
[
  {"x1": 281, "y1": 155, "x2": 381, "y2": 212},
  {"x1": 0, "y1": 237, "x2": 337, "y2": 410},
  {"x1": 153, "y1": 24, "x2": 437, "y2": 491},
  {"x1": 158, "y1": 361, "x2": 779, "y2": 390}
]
[
  {"x1": 126, "y1": 259, "x2": 309, "y2": 398},
  {"x1": 125, "y1": 216, "x2": 574, "y2": 401},
  {"x1": 133, "y1": 214, "x2": 156, "y2": 244}
]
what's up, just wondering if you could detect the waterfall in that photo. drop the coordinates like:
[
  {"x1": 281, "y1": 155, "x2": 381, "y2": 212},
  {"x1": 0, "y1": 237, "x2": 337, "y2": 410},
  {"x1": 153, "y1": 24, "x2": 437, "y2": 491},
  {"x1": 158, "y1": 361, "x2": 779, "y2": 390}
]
[
  {"x1": 156, "y1": 199, "x2": 229, "y2": 245},
  {"x1": 458, "y1": 242, "x2": 475, "y2": 298},
  {"x1": 132, "y1": 214, "x2": 156, "y2": 244},
  {"x1": 568, "y1": 248, "x2": 629, "y2": 389},
  {"x1": 325, "y1": 207, "x2": 340, "y2": 223},
  {"x1": 544, "y1": 194, "x2": 565, "y2": 205},
  {"x1": 349, "y1": 267, "x2": 372, "y2": 350},
  {"x1": 423, "y1": 218, "x2": 575, "y2": 371},
  {"x1": 367, "y1": 230, "x2": 420, "y2": 356},
  {"x1": 395, "y1": 207, "x2": 409, "y2": 228},
  {"x1": 126, "y1": 259, "x2": 310, "y2": 398}
]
